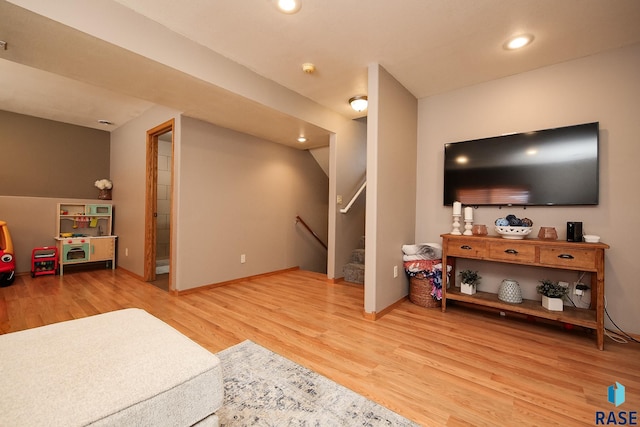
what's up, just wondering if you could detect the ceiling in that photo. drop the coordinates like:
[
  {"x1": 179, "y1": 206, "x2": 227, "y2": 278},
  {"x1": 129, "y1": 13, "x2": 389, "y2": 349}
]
[{"x1": 1, "y1": 0, "x2": 640, "y2": 149}]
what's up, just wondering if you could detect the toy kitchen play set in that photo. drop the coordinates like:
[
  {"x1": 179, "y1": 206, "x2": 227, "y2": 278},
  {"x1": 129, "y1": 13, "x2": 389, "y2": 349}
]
[{"x1": 55, "y1": 203, "x2": 116, "y2": 275}]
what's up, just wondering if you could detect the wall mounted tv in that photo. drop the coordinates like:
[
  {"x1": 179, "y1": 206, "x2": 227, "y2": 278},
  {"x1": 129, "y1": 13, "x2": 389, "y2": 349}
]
[{"x1": 443, "y1": 122, "x2": 599, "y2": 206}]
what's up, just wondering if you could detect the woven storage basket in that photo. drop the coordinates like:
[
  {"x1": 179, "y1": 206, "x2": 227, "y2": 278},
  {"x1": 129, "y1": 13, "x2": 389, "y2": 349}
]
[{"x1": 409, "y1": 273, "x2": 441, "y2": 308}]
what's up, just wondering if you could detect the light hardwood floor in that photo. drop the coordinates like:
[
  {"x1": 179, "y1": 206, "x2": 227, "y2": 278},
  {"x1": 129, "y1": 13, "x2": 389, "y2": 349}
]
[{"x1": 1, "y1": 268, "x2": 638, "y2": 426}]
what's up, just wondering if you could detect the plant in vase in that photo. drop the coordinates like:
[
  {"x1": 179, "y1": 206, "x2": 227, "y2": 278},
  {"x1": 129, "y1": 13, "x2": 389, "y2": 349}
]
[
  {"x1": 459, "y1": 269, "x2": 481, "y2": 295},
  {"x1": 537, "y1": 279, "x2": 569, "y2": 311},
  {"x1": 95, "y1": 179, "x2": 113, "y2": 200}
]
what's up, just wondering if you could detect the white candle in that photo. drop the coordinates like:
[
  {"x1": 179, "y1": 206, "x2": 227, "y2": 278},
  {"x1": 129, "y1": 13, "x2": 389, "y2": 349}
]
[
  {"x1": 453, "y1": 201, "x2": 462, "y2": 215},
  {"x1": 464, "y1": 206, "x2": 473, "y2": 221}
]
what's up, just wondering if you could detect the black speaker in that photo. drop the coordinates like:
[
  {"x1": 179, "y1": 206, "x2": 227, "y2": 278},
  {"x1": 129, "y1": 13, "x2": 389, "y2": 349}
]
[{"x1": 567, "y1": 222, "x2": 583, "y2": 242}]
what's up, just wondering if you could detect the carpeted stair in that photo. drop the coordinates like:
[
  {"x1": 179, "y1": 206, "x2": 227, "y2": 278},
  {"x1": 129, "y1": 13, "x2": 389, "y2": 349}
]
[{"x1": 343, "y1": 236, "x2": 365, "y2": 284}]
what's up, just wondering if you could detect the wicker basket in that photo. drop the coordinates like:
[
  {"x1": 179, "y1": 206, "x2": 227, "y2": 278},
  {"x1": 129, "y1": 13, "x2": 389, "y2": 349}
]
[{"x1": 409, "y1": 273, "x2": 441, "y2": 308}]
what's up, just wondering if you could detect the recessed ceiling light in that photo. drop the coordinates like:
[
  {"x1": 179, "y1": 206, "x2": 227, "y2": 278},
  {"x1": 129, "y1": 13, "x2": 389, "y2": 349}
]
[
  {"x1": 276, "y1": 0, "x2": 301, "y2": 14},
  {"x1": 504, "y1": 34, "x2": 534, "y2": 50},
  {"x1": 297, "y1": 136, "x2": 307, "y2": 143}
]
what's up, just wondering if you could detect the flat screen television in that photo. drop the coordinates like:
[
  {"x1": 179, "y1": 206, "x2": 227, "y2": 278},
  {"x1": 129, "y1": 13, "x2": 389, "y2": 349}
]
[{"x1": 443, "y1": 122, "x2": 599, "y2": 206}]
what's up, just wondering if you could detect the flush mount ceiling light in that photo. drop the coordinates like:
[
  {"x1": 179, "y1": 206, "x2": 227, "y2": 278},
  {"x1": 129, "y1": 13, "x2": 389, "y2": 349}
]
[
  {"x1": 297, "y1": 136, "x2": 307, "y2": 143},
  {"x1": 504, "y1": 34, "x2": 534, "y2": 50},
  {"x1": 276, "y1": 0, "x2": 301, "y2": 14},
  {"x1": 301, "y1": 63, "x2": 315, "y2": 74},
  {"x1": 349, "y1": 95, "x2": 368, "y2": 112}
]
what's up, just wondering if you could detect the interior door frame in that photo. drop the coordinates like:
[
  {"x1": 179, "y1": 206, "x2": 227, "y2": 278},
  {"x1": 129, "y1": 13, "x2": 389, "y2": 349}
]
[{"x1": 144, "y1": 119, "x2": 175, "y2": 290}]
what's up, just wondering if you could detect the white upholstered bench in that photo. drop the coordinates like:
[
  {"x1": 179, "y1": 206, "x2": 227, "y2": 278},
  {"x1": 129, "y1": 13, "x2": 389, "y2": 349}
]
[{"x1": 0, "y1": 308, "x2": 223, "y2": 426}]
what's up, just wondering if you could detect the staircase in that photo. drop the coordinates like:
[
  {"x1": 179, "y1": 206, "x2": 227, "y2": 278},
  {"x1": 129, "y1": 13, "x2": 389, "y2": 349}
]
[{"x1": 343, "y1": 236, "x2": 365, "y2": 284}]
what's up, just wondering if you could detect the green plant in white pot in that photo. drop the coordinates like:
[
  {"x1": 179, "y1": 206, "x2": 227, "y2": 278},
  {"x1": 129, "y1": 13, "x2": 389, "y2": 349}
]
[
  {"x1": 537, "y1": 279, "x2": 569, "y2": 311},
  {"x1": 459, "y1": 270, "x2": 481, "y2": 295}
]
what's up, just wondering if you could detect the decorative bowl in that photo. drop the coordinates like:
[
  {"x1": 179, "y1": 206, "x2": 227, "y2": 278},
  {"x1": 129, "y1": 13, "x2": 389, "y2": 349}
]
[{"x1": 495, "y1": 226, "x2": 533, "y2": 240}]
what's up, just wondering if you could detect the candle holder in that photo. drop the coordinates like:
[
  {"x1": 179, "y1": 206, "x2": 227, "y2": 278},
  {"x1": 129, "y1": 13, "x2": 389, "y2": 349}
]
[
  {"x1": 463, "y1": 218, "x2": 473, "y2": 235},
  {"x1": 451, "y1": 214, "x2": 462, "y2": 235}
]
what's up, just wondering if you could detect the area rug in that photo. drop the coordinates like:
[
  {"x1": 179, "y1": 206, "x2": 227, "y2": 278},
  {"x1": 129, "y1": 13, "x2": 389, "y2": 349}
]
[{"x1": 215, "y1": 340, "x2": 419, "y2": 426}]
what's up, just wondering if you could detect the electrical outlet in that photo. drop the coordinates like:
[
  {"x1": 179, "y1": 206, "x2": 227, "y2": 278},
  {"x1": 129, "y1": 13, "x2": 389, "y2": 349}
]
[
  {"x1": 337, "y1": 195, "x2": 343, "y2": 205},
  {"x1": 125, "y1": 248, "x2": 129, "y2": 257},
  {"x1": 240, "y1": 254, "x2": 246, "y2": 264},
  {"x1": 393, "y1": 265, "x2": 398, "y2": 278},
  {"x1": 575, "y1": 282, "x2": 588, "y2": 295}
]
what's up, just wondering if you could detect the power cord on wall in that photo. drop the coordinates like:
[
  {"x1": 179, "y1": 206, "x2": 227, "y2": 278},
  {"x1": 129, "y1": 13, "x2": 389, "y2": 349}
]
[
  {"x1": 564, "y1": 272, "x2": 591, "y2": 309},
  {"x1": 565, "y1": 273, "x2": 637, "y2": 344},
  {"x1": 604, "y1": 296, "x2": 639, "y2": 344}
]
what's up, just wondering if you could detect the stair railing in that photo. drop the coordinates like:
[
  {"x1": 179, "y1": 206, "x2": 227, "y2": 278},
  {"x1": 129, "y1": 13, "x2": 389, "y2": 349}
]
[
  {"x1": 295, "y1": 216, "x2": 328, "y2": 250},
  {"x1": 339, "y1": 180, "x2": 366, "y2": 214}
]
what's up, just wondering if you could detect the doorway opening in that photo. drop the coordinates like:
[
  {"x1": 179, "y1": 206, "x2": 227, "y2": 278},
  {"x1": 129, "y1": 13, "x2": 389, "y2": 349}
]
[{"x1": 144, "y1": 119, "x2": 174, "y2": 292}]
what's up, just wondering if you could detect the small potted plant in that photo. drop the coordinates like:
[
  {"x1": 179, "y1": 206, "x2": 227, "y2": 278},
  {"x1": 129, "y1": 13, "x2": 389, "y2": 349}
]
[
  {"x1": 537, "y1": 279, "x2": 568, "y2": 311},
  {"x1": 95, "y1": 179, "x2": 113, "y2": 200},
  {"x1": 459, "y1": 270, "x2": 481, "y2": 295}
]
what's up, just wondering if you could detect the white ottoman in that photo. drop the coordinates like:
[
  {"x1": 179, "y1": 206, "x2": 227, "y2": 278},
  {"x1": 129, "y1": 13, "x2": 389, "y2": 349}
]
[{"x1": 0, "y1": 308, "x2": 223, "y2": 426}]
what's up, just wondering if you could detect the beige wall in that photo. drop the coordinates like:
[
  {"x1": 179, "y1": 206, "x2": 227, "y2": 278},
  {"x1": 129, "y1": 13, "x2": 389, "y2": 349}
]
[
  {"x1": 109, "y1": 105, "x2": 181, "y2": 276},
  {"x1": 112, "y1": 108, "x2": 329, "y2": 291},
  {"x1": 0, "y1": 110, "x2": 109, "y2": 199},
  {"x1": 177, "y1": 116, "x2": 328, "y2": 290},
  {"x1": 365, "y1": 64, "x2": 418, "y2": 313},
  {"x1": 416, "y1": 43, "x2": 640, "y2": 334}
]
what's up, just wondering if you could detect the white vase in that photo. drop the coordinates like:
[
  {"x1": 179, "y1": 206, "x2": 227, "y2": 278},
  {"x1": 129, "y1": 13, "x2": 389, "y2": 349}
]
[
  {"x1": 542, "y1": 295, "x2": 563, "y2": 311},
  {"x1": 460, "y1": 282, "x2": 476, "y2": 295},
  {"x1": 498, "y1": 279, "x2": 522, "y2": 303}
]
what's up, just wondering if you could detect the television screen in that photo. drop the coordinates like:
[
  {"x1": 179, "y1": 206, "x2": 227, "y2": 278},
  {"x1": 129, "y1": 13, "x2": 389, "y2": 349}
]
[{"x1": 443, "y1": 122, "x2": 599, "y2": 206}]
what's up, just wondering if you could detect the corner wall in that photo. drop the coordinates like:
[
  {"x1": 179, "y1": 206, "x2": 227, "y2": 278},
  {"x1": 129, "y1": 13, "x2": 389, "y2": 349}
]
[
  {"x1": 109, "y1": 105, "x2": 181, "y2": 276},
  {"x1": 416, "y1": 43, "x2": 640, "y2": 334},
  {"x1": 177, "y1": 116, "x2": 329, "y2": 290},
  {"x1": 365, "y1": 64, "x2": 418, "y2": 313}
]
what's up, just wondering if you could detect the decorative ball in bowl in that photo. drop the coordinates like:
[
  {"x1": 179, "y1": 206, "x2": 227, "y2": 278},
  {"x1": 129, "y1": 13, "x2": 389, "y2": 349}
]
[
  {"x1": 495, "y1": 215, "x2": 533, "y2": 239},
  {"x1": 495, "y1": 226, "x2": 533, "y2": 239}
]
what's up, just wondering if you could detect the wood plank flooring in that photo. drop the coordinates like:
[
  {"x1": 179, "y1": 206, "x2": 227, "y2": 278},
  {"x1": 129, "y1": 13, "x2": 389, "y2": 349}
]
[{"x1": 1, "y1": 268, "x2": 638, "y2": 426}]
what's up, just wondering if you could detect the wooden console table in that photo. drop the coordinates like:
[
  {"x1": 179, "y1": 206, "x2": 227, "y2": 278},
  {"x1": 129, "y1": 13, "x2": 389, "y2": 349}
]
[{"x1": 441, "y1": 234, "x2": 609, "y2": 350}]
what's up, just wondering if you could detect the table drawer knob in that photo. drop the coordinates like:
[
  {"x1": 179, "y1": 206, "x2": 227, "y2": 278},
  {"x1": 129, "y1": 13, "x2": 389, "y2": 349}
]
[
  {"x1": 558, "y1": 254, "x2": 575, "y2": 259},
  {"x1": 460, "y1": 245, "x2": 472, "y2": 250},
  {"x1": 504, "y1": 249, "x2": 519, "y2": 255}
]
